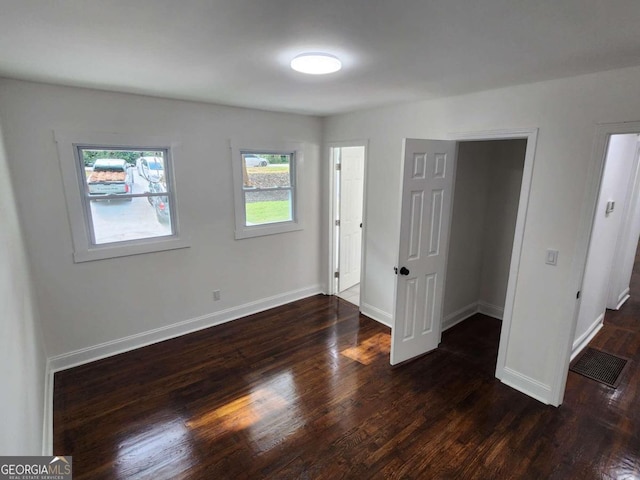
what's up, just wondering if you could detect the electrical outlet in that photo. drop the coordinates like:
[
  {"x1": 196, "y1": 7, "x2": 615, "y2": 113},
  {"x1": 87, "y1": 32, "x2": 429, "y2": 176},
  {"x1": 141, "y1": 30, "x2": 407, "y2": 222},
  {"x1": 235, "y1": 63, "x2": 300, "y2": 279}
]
[{"x1": 213, "y1": 290, "x2": 221, "y2": 301}]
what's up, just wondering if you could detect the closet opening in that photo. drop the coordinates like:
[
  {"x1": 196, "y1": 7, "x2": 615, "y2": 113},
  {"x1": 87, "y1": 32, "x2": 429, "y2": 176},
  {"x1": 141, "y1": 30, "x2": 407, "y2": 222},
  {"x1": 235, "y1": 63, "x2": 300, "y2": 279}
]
[{"x1": 442, "y1": 139, "x2": 527, "y2": 374}]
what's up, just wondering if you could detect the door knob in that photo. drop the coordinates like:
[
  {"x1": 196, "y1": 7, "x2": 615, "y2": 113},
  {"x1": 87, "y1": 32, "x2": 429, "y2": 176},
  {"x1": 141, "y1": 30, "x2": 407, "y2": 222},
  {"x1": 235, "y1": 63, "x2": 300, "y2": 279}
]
[{"x1": 399, "y1": 266, "x2": 410, "y2": 275}]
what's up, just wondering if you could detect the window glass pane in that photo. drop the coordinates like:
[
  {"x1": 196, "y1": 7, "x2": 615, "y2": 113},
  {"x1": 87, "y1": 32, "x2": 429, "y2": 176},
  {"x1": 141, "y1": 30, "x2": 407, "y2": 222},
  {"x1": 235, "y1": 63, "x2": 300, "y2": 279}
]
[
  {"x1": 242, "y1": 153, "x2": 291, "y2": 188},
  {"x1": 90, "y1": 195, "x2": 172, "y2": 244},
  {"x1": 79, "y1": 147, "x2": 173, "y2": 245},
  {"x1": 245, "y1": 189, "x2": 292, "y2": 226}
]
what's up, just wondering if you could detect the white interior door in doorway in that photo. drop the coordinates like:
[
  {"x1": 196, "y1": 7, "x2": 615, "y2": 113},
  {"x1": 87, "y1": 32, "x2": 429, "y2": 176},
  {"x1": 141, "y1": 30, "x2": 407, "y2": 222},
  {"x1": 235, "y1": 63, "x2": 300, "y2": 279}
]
[
  {"x1": 391, "y1": 139, "x2": 456, "y2": 365},
  {"x1": 338, "y1": 146, "x2": 365, "y2": 292}
]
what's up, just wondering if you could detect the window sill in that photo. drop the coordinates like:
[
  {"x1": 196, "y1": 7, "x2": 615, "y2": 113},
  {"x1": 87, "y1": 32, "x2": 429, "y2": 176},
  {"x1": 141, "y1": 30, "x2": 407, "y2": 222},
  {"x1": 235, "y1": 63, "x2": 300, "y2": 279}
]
[
  {"x1": 73, "y1": 236, "x2": 191, "y2": 263},
  {"x1": 234, "y1": 222, "x2": 302, "y2": 240}
]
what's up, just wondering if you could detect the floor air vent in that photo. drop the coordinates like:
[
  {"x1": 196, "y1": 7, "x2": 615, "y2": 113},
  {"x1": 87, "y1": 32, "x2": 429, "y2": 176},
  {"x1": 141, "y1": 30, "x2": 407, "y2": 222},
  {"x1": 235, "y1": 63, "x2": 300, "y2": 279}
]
[{"x1": 570, "y1": 347, "x2": 629, "y2": 388}]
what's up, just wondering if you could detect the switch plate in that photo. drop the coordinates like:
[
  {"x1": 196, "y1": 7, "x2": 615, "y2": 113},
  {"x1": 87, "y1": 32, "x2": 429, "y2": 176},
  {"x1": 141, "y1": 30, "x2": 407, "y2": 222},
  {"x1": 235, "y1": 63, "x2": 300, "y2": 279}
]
[
  {"x1": 213, "y1": 290, "x2": 221, "y2": 301},
  {"x1": 546, "y1": 249, "x2": 558, "y2": 266}
]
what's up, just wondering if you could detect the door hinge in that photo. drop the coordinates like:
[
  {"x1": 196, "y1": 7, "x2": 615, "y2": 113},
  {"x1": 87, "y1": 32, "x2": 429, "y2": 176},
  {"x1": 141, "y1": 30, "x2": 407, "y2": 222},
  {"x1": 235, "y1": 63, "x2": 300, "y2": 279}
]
[
  {"x1": 335, "y1": 219, "x2": 340, "y2": 226},
  {"x1": 576, "y1": 291, "x2": 581, "y2": 299},
  {"x1": 334, "y1": 271, "x2": 340, "y2": 278},
  {"x1": 335, "y1": 163, "x2": 342, "y2": 171}
]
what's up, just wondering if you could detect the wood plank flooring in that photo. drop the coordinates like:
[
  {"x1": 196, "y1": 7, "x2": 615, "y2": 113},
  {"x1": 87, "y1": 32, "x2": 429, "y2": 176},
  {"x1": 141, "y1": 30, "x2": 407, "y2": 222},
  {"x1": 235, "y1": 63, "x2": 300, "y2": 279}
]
[{"x1": 55, "y1": 276, "x2": 640, "y2": 478}]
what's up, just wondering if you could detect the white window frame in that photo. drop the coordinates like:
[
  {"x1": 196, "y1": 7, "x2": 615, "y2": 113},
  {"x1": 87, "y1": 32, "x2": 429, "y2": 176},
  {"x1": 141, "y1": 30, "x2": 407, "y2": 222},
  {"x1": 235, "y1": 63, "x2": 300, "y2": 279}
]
[
  {"x1": 55, "y1": 131, "x2": 190, "y2": 262},
  {"x1": 231, "y1": 141, "x2": 303, "y2": 239}
]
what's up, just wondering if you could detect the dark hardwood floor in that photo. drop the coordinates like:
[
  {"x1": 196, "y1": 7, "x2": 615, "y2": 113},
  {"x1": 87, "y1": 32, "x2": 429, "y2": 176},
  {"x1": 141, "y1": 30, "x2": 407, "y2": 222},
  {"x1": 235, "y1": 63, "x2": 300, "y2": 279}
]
[{"x1": 55, "y1": 272, "x2": 640, "y2": 478}]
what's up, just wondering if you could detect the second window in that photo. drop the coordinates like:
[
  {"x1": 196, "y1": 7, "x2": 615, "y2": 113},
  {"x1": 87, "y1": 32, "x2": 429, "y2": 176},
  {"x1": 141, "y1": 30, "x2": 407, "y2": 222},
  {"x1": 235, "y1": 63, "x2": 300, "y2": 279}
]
[{"x1": 241, "y1": 151, "x2": 295, "y2": 227}]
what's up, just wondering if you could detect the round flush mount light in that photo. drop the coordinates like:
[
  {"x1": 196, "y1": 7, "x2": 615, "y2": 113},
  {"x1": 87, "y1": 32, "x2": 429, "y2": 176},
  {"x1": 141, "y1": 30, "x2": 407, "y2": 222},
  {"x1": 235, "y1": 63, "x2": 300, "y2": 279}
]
[{"x1": 290, "y1": 53, "x2": 342, "y2": 75}]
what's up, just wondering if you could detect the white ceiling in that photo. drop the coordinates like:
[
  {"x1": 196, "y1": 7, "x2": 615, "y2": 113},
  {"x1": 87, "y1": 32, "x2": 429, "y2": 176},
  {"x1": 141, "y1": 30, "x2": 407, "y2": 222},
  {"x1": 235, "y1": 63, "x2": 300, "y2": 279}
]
[{"x1": 1, "y1": 0, "x2": 640, "y2": 116}]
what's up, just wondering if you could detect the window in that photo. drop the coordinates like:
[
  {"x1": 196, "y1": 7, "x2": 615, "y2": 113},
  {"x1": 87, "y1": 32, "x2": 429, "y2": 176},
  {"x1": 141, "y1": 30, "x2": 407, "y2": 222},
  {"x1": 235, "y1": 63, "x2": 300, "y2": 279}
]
[
  {"x1": 232, "y1": 146, "x2": 302, "y2": 239},
  {"x1": 79, "y1": 147, "x2": 173, "y2": 244},
  {"x1": 242, "y1": 152, "x2": 294, "y2": 225},
  {"x1": 56, "y1": 131, "x2": 189, "y2": 262}
]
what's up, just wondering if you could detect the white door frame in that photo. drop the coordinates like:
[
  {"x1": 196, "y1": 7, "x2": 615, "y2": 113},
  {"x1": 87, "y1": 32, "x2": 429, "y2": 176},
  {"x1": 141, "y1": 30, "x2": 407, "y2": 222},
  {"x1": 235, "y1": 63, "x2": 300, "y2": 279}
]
[
  {"x1": 551, "y1": 120, "x2": 640, "y2": 406},
  {"x1": 449, "y1": 128, "x2": 539, "y2": 384},
  {"x1": 326, "y1": 140, "x2": 370, "y2": 297}
]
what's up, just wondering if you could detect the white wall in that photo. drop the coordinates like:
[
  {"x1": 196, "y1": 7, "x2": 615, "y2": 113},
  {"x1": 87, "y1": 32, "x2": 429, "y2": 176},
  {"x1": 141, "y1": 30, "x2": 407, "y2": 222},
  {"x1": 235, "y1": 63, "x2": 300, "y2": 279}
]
[
  {"x1": 607, "y1": 137, "x2": 640, "y2": 310},
  {"x1": 0, "y1": 79, "x2": 323, "y2": 362},
  {"x1": 0, "y1": 122, "x2": 47, "y2": 454},
  {"x1": 324, "y1": 65, "x2": 640, "y2": 403},
  {"x1": 443, "y1": 142, "x2": 490, "y2": 317},
  {"x1": 479, "y1": 140, "x2": 527, "y2": 310},
  {"x1": 574, "y1": 134, "x2": 638, "y2": 354},
  {"x1": 443, "y1": 140, "x2": 525, "y2": 324}
]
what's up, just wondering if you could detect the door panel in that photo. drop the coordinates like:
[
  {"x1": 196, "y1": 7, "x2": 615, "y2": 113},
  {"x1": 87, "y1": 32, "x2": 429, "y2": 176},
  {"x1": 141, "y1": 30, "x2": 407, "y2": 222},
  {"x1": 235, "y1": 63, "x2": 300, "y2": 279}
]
[
  {"x1": 391, "y1": 139, "x2": 456, "y2": 365},
  {"x1": 429, "y1": 189, "x2": 444, "y2": 255},
  {"x1": 408, "y1": 191, "x2": 424, "y2": 259}
]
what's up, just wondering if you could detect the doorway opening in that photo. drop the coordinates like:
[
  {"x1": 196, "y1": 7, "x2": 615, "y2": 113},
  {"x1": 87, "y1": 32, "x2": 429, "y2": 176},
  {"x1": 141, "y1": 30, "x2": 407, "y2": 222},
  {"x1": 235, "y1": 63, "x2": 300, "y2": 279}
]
[
  {"x1": 391, "y1": 129, "x2": 539, "y2": 400},
  {"x1": 330, "y1": 144, "x2": 366, "y2": 307},
  {"x1": 551, "y1": 122, "x2": 640, "y2": 406},
  {"x1": 572, "y1": 132, "x2": 640, "y2": 359},
  {"x1": 441, "y1": 139, "x2": 527, "y2": 373}
]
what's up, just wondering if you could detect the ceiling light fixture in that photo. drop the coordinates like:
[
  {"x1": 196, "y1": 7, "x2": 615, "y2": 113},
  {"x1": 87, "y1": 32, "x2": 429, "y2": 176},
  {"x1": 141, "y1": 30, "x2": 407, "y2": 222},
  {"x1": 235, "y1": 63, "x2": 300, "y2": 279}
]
[{"x1": 290, "y1": 53, "x2": 342, "y2": 75}]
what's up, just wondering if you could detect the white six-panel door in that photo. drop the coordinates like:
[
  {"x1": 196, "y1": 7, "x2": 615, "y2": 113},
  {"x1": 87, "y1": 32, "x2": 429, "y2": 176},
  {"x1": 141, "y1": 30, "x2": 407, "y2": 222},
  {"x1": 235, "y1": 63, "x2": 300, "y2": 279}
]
[
  {"x1": 391, "y1": 139, "x2": 456, "y2": 365},
  {"x1": 339, "y1": 146, "x2": 365, "y2": 292}
]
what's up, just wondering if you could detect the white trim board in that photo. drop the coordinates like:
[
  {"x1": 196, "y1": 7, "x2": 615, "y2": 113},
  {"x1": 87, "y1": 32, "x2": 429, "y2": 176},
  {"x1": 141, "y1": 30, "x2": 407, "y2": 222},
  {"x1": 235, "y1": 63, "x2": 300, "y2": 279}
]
[
  {"x1": 42, "y1": 360, "x2": 54, "y2": 456},
  {"x1": 360, "y1": 302, "x2": 393, "y2": 328},
  {"x1": 613, "y1": 288, "x2": 631, "y2": 310},
  {"x1": 442, "y1": 301, "x2": 504, "y2": 332},
  {"x1": 501, "y1": 367, "x2": 553, "y2": 405},
  {"x1": 477, "y1": 301, "x2": 505, "y2": 320},
  {"x1": 571, "y1": 313, "x2": 604, "y2": 361},
  {"x1": 442, "y1": 303, "x2": 480, "y2": 331},
  {"x1": 48, "y1": 284, "x2": 323, "y2": 373}
]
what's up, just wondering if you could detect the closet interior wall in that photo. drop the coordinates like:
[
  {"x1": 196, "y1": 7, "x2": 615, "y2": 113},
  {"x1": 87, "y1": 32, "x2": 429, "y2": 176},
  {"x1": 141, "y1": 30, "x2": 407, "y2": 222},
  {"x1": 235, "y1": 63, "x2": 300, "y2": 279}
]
[{"x1": 443, "y1": 140, "x2": 526, "y2": 329}]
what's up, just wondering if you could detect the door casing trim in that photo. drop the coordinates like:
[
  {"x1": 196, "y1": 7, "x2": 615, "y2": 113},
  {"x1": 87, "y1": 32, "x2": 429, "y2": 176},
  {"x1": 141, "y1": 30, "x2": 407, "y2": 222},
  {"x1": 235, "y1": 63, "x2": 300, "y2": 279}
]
[
  {"x1": 326, "y1": 140, "x2": 370, "y2": 297},
  {"x1": 449, "y1": 128, "x2": 539, "y2": 394}
]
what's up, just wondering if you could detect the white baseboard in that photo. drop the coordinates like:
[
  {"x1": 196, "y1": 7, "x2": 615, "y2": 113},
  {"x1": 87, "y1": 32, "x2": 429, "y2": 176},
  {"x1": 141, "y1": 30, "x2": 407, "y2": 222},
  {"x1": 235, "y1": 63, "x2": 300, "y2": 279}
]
[
  {"x1": 571, "y1": 313, "x2": 604, "y2": 361},
  {"x1": 356, "y1": 299, "x2": 504, "y2": 332},
  {"x1": 614, "y1": 289, "x2": 631, "y2": 310},
  {"x1": 442, "y1": 301, "x2": 504, "y2": 332},
  {"x1": 42, "y1": 359, "x2": 53, "y2": 456},
  {"x1": 442, "y1": 302, "x2": 479, "y2": 331},
  {"x1": 500, "y1": 367, "x2": 553, "y2": 405},
  {"x1": 360, "y1": 302, "x2": 393, "y2": 328},
  {"x1": 477, "y1": 301, "x2": 504, "y2": 320},
  {"x1": 48, "y1": 284, "x2": 323, "y2": 373}
]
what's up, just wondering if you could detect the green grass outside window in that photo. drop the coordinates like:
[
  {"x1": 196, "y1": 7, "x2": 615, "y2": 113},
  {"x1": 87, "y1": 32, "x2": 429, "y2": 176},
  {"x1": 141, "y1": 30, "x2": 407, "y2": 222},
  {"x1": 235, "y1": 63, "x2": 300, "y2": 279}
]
[{"x1": 246, "y1": 200, "x2": 292, "y2": 225}]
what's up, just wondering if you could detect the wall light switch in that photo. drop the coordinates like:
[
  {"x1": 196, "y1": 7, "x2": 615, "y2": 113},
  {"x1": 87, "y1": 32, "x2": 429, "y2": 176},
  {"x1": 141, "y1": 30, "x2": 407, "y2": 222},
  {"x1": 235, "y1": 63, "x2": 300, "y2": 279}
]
[{"x1": 546, "y1": 249, "x2": 559, "y2": 266}]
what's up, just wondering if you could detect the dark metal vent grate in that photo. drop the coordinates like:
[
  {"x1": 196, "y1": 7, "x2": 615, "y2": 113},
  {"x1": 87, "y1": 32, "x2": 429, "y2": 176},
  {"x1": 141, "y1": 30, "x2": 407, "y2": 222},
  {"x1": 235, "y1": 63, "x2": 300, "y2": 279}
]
[{"x1": 570, "y1": 347, "x2": 628, "y2": 388}]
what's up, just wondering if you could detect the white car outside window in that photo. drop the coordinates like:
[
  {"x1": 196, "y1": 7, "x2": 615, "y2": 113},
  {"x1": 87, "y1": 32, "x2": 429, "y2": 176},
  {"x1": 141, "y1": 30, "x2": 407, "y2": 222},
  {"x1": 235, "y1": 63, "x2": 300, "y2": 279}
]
[
  {"x1": 140, "y1": 156, "x2": 164, "y2": 181},
  {"x1": 244, "y1": 155, "x2": 269, "y2": 167}
]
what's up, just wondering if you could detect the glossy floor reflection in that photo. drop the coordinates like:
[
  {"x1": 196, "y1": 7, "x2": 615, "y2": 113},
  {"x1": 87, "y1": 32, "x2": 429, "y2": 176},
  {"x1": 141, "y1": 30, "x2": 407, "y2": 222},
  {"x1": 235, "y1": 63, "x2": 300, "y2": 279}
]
[{"x1": 54, "y1": 290, "x2": 640, "y2": 479}]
